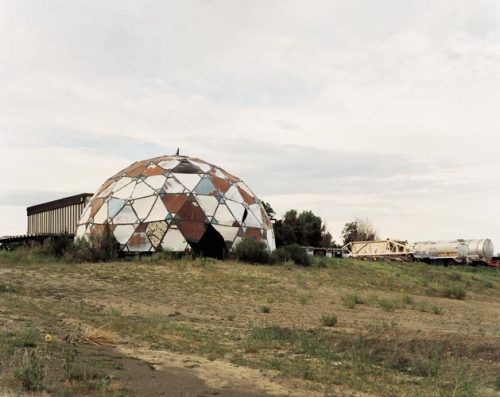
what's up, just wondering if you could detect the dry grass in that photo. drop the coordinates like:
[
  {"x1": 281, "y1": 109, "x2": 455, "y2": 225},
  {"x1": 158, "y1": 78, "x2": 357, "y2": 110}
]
[
  {"x1": 0, "y1": 251, "x2": 499, "y2": 397},
  {"x1": 82, "y1": 326, "x2": 120, "y2": 346}
]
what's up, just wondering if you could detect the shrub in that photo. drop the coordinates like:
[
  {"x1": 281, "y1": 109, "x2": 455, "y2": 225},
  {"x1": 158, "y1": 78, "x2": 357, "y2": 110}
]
[
  {"x1": 440, "y1": 282, "x2": 466, "y2": 300},
  {"x1": 484, "y1": 280, "x2": 494, "y2": 289},
  {"x1": 448, "y1": 273, "x2": 462, "y2": 281},
  {"x1": 311, "y1": 256, "x2": 328, "y2": 268},
  {"x1": 416, "y1": 301, "x2": 442, "y2": 315},
  {"x1": 41, "y1": 234, "x2": 74, "y2": 257},
  {"x1": 259, "y1": 305, "x2": 271, "y2": 314},
  {"x1": 65, "y1": 225, "x2": 119, "y2": 262},
  {"x1": 271, "y1": 247, "x2": 289, "y2": 263},
  {"x1": 431, "y1": 305, "x2": 442, "y2": 315},
  {"x1": 342, "y1": 294, "x2": 364, "y2": 309},
  {"x1": 401, "y1": 294, "x2": 414, "y2": 305},
  {"x1": 377, "y1": 298, "x2": 396, "y2": 312},
  {"x1": 272, "y1": 244, "x2": 310, "y2": 266},
  {"x1": 298, "y1": 294, "x2": 309, "y2": 305},
  {"x1": 245, "y1": 326, "x2": 298, "y2": 351},
  {"x1": 321, "y1": 314, "x2": 337, "y2": 327},
  {"x1": 411, "y1": 342, "x2": 442, "y2": 377},
  {"x1": 234, "y1": 238, "x2": 270, "y2": 264}
]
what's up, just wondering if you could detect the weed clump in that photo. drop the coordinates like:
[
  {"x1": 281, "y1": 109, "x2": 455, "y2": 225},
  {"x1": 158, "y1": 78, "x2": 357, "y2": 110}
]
[
  {"x1": 416, "y1": 301, "x2": 442, "y2": 315},
  {"x1": 342, "y1": 294, "x2": 365, "y2": 309},
  {"x1": 259, "y1": 305, "x2": 271, "y2": 314},
  {"x1": 448, "y1": 272, "x2": 462, "y2": 281},
  {"x1": 14, "y1": 350, "x2": 45, "y2": 391},
  {"x1": 0, "y1": 283, "x2": 20, "y2": 294},
  {"x1": 401, "y1": 294, "x2": 413, "y2": 305},
  {"x1": 321, "y1": 314, "x2": 338, "y2": 327},
  {"x1": 440, "y1": 282, "x2": 466, "y2": 300},
  {"x1": 377, "y1": 298, "x2": 396, "y2": 312}
]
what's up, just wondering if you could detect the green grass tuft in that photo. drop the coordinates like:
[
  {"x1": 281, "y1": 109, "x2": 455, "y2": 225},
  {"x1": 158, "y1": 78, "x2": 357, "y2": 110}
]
[
  {"x1": 321, "y1": 314, "x2": 338, "y2": 327},
  {"x1": 341, "y1": 293, "x2": 365, "y2": 309}
]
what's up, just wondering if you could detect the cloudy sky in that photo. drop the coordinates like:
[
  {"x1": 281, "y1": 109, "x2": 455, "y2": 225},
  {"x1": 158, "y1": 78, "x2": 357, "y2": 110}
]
[{"x1": 1, "y1": 0, "x2": 499, "y2": 248}]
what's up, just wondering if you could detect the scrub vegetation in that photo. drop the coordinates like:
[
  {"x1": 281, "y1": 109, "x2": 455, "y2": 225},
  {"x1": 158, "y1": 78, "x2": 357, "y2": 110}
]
[{"x1": 0, "y1": 248, "x2": 499, "y2": 397}]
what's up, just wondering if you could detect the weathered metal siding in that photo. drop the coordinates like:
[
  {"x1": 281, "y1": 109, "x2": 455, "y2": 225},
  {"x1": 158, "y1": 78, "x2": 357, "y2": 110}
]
[{"x1": 27, "y1": 201, "x2": 89, "y2": 235}]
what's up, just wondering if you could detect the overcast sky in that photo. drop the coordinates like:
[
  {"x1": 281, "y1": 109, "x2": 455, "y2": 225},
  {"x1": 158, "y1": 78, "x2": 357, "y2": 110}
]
[{"x1": 1, "y1": 0, "x2": 499, "y2": 249}]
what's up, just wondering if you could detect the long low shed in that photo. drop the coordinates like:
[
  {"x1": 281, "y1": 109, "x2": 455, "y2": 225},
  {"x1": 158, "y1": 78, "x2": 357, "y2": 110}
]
[{"x1": 27, "y1": 193, "x2": 93, "y2": 235}]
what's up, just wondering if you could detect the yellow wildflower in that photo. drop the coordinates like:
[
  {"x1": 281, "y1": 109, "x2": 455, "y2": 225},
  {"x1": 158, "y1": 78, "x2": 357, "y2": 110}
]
[{"x1": 45, "y1": 334, "x2": 53, "y2": 343}]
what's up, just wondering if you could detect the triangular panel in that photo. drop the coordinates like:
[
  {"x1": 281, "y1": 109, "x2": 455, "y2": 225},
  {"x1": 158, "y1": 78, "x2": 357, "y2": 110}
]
[
  {"x1": 163, "y1": 177, "x2": 186, "y2": 194},
  {"x1": 172, "y1": 160, "x2": 201, "y2": 174},
  {"x1": 113, "y1": 181, "x2": 136, "y2": 199},
  {"x1": 144, "y1": 197, "x2": 169, "y2": 222},
  {"x1": 213, "y1": 203, "x2": 236, "y2": 226},
  {"x1": 161, "y1": 227, "x2": 189, "y2": 251},
  {"x1": 113, "y1": 204, "x2": 138, "y2": 224},
  {"x1": 132, "y1": 196, "x2": 156, "y2": 220},
  {"x1": 213, "y1": 225, "x2": 239, "y2": 243},
  {"x1": 113, "y1": 224, "x2": 136, "y2": 244},
  {"x1": 130, "y1": 181, "x2": 155, "y2": 199},
  {"x1": 174, "y1": 173, "x2": 202, "y2": 192},
  {"x1": 144, "y1": 175, "x2": 167, "y2": 190},
  {"x1": 194, "y1": 176, "x2": 217, "y2": 195},
  {"x1": 195, "y1": 195, "x2": 219, "y2": 217}
]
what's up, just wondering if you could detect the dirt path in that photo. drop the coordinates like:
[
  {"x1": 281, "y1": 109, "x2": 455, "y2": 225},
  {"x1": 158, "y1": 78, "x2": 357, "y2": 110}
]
[{"x1": 116, "y1": 345, "x2": 290, "y2": 397}]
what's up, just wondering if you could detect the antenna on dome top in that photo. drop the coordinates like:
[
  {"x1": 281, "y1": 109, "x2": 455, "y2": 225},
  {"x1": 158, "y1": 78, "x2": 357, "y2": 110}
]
[{"x1": 175, "y1": 148, "x2": 180, "y2": 156}]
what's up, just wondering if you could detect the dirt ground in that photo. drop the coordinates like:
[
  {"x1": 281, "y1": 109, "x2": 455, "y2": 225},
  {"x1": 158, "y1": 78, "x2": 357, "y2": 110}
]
[{"x1": 0, "y1": 256, "x2": 499, "y2": 396}]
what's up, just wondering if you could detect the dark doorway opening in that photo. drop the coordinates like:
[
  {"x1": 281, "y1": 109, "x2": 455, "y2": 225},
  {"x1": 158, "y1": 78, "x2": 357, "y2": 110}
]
[{"x1": 190, "y1": 224, "x2": 228, "y2": 259}]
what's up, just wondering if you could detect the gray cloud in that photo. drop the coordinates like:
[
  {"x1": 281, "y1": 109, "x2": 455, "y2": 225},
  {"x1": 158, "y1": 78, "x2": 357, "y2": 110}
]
[
  {"x1": 0, "y1": 0, "x2": 499, "y2": 247},
  {"x1": 0, "y1": 190, "x2": 84, "y2": 208}
]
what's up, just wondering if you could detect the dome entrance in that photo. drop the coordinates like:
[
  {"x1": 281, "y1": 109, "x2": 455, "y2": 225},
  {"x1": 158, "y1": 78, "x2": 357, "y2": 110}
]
[{"x1": 190, "y1": 223, "x2": 228, "y2": 259}]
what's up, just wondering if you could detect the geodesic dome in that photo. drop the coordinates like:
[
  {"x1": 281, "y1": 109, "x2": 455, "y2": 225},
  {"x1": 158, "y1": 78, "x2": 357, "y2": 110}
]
[{"x1": 75, "y1": 155, "x2": 275, "y2": 257}]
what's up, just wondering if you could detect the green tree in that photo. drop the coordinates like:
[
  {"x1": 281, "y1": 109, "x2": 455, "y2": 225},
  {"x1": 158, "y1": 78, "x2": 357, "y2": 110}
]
[
  {"x1": 261, "y1": 201, "x2": 276, "y2": 220},
  {"x1": 320, "y1": 225, "x2": 334, "y2": 247},
  {"x1": 274, "y1": 210, "x2": 299, "y2": 247},
  {"x1": 341, "y1": 218, "x2": 378, "y2": 245},
  {"x1": 273, "y1": 208, "x2": 333, "y2": 248},
  {"x1": 297, "y1": 211, "x2": 322, "y2": 247}
]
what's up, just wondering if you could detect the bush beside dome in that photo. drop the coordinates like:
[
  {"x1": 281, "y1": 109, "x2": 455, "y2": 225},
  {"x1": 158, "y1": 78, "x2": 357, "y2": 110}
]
[{"x1": 75, "y1": 155, "x2": 276, "y2": 257}]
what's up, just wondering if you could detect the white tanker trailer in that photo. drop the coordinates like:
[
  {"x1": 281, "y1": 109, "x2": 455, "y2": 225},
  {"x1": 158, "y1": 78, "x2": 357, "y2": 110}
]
[
  {"x1": 412, "y1": 239, "x2": 494, "y2": 265},
  {"x1": 343, "y1": 238, "x2": 494, "y2": 266}
]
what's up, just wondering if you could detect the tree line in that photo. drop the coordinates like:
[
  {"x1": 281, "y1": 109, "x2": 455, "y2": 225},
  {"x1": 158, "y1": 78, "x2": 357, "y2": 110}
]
[{"x1": 262, "y1": 201, "x2": 378, "y2": 248}]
